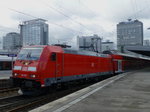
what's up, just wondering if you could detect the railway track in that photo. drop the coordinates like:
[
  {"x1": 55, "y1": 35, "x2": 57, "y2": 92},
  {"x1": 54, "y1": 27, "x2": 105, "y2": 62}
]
[
  {"x1": 0, "y1": 79, "x2": 12, "y2": 88},
  {"x1": 0, "y1": 75, "x2": 113, "y2": 112},
  {"x1": 0, "y1": 79, "x2": 19, "y2": 98},
  {"x1": 0, "y1": 86, "x2": 89, "y2": 112},
  {"x1": 0, "y1": 87, "x2": 19, "y2": 98},
  {"x1": 0, "y1": 87, "x2": 19, "y2": 93},
  {"x1": 0, "y1": 91, "x2": 73, "y2": 111},
  {"x1": 0, "y1": 95, "x2": 26, "y2": 112}
]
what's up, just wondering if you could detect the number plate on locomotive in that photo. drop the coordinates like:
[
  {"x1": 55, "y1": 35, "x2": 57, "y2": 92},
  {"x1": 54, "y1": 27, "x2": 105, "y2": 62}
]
[{"x1": 22, "y1": 67, "x2": 28, "y2": 71}]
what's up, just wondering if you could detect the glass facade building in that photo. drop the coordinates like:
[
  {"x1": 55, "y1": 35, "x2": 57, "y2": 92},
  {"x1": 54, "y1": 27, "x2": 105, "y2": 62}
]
[
  {"x1": 3, "y1": 32, "x2": 21, "y2": 51},
  {"x1": 77, "y1": 34, "x2": 102, "y2": 53},
  {"x1": 117, "y1": 19, "x2": 143, "y2": 52},
  {"x1": 20, "y1": 19, "x2": 49, "y2": 46},
  {"x1": 102, "y1": 41, "x2": 115, "y2": 51}
]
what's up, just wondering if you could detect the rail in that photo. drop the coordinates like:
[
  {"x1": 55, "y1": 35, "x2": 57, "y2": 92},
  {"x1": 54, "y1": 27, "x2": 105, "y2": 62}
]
[
  {"x1": 0, "y1": 74, "x2": 114, "y2": 111},
  {"x1": 0, "y1": 79, "x2": 12, "y2": 88},
  {"x1": 0, "y1": 87, "x2": 19, "y2": 93}
]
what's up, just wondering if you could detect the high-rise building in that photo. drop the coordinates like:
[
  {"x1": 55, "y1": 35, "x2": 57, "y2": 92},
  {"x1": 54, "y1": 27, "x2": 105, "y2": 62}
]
[
  {"x1": 3, "y1": 32, "x2": 21, "y2": 51},
  {"x1": 102, "y1": 41, "x2": 115, "y2": 51},
  {"x1": 77, "y1": 34, "x2": 102, "y2": 52},
  {"x1": 20, "y1": 19, "x2": 49, "y2": 46},
  {"x1": 0, "y1": 39, "x2": 2, "y2": 49},
  {"x1": 117, "y1": 19, "x2": 143, "y2": 52}
]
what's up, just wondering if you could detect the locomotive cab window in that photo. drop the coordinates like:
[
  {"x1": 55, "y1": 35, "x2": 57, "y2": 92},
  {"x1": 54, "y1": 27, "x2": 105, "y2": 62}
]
[
  {"x1": 17, "y1": 47, "x2": 43, "y2": 60},
  {"x1": 51, "y1": 52, "x2": 56, "y2": 61}
]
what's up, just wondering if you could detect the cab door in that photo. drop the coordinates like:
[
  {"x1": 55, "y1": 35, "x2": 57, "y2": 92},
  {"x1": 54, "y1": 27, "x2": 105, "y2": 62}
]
[{"x1": 55, "y1": 53, "x2": 63, "y2": 81}]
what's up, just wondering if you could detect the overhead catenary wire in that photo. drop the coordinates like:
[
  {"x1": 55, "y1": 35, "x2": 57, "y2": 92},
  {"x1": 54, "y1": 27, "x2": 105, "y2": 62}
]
[
  {"x1": 8, "y1": 8, "x2": 37, "y2": 19},
  {"x1": 50, "y1": 22, "x2": 83, "y2": 34},
  {"x1": 8, "y1": 8, "x2": 83, "y2": 35},
  {"x1": 130, "y1": 0, "x2": 136, "y2": 19},
  {"x1": 134, "y1": 0, "x2": 138, "y2": 18},
  {"x1": 130, "y1": 0, "x2": 140, "y2": 19},
  {"x1": 127, "y1": 1, "x2": 150, "y2": 20},
  {"x1": 40, "y1": 0, "x2": 94, "y2": 34},
  {"x1": 78, "y1": 0, "x2": 98, "y2": 16},
  {"x1": 121, "y1": 0, "x2": 150, "y2": 21},
  {"x1": 50, "y1": 0, "x2": 98, "y2": 24}
]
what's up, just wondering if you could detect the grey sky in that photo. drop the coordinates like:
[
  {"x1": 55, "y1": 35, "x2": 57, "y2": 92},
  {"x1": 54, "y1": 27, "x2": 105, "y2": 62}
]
[{"x1": 0, "y1": 0, "x2": 150, "y2": 49}]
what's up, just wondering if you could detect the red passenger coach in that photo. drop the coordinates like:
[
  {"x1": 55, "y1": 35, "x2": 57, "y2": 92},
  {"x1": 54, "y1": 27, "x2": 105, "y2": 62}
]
[
  {"x1": 11, "y1": 45, "x2": 150, "y2": 94},
  {"x1": 103, "y1": 50, "x2": 150, "y2": 72}
]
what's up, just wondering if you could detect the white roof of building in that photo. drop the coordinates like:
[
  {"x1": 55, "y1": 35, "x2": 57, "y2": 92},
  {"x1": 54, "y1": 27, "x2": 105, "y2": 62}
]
[{"x1": 0, "y1": 55, "x2": 16, "y2": 61}]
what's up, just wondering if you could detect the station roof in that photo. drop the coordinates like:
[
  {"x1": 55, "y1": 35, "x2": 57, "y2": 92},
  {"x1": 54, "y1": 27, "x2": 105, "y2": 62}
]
[
  {"x1": 125, "y1": 46, "x2": 150, "y2": 56},
  {"x1": 0, "y1": 55, "x2": 16, "y2": 61}
]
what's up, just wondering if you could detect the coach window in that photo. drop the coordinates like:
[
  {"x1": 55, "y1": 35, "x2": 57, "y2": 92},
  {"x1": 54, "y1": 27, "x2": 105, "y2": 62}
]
[{"x1": 51, "y1": 52, "x2": 56, "y2": 61}]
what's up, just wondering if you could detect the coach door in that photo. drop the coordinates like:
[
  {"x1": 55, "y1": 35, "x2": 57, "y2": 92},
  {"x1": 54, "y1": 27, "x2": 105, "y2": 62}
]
[
  {"x1": 118, "y1": 60, "x2": 122, "y2": 72},
  {"x1": 55, "y1": 53, "x2": 63, "y2": 81}
]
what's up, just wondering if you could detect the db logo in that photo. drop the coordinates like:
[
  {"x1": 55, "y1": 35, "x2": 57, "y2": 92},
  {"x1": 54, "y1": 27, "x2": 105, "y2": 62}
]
[
  {"x1": 91, "y1": 63, "x2": 95, "y2": 67},
  {"x1": 21, "y1": 74, "x2": 27, "y2": 77}
]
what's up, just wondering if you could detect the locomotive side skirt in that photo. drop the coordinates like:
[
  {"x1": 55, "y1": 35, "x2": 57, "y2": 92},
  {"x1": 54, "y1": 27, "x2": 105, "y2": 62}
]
[{"x1": 44, "y1": 71, "x2": 113, "y2": 86}]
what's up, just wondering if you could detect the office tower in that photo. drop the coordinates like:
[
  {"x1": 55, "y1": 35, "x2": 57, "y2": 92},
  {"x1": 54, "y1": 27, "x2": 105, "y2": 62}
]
[
  {"x1": 20, "y1": 19, "x2": 49, "y2": 46},
  {"x1": 117, "y1": 19, "x2": 143, "y2": 52}
]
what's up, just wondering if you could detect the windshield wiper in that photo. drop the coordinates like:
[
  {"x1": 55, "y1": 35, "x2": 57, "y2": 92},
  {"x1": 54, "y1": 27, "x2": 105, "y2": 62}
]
[{"x1": 27, "y1": 52, "x2": 31, "y2": 58}]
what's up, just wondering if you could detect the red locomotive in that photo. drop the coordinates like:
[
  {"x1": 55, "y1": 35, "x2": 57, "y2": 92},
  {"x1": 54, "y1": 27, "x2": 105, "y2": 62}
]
[{"x1": 11, "y1": 45, "x2": 150, "y2": 94}]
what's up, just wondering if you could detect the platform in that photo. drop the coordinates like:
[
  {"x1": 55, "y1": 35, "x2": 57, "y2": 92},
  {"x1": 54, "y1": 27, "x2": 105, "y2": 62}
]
[
  {"x1": 0, "y1": 70, "x2": 11, "y2": 79},
  {"x1": 30, "y1": 68, "x2": 150, "y2": 112}
]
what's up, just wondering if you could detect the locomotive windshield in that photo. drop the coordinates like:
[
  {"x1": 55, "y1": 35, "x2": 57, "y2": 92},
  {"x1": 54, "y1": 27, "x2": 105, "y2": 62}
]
[{"x1": 17, "y1": 47, "x2": 43, "y2": 60}]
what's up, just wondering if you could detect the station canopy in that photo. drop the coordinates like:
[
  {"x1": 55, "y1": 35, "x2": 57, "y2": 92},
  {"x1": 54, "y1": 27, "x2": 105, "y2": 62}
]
[{"x1": 125, "y1": 46, "x2": 150, "y2": 56}]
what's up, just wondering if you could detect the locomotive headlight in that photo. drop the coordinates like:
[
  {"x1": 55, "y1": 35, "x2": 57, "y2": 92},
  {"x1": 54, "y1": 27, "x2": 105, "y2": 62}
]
[
  {"x1": 30, "y1": 74, "x2": 36, "y2": 78},
  {"x1": 14, "y1": 73, "x2": 18, "y2": 76},
  {"x1": 28, "y1": 67, "x2": 37, "y2": 71}
]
